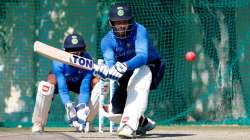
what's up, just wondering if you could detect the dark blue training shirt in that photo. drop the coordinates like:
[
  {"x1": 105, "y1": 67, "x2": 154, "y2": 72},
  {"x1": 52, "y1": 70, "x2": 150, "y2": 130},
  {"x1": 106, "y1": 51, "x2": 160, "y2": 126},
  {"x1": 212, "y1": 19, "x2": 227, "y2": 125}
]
[{"x1": 52, "y1": 52, "x2": 93, "y2": 105}]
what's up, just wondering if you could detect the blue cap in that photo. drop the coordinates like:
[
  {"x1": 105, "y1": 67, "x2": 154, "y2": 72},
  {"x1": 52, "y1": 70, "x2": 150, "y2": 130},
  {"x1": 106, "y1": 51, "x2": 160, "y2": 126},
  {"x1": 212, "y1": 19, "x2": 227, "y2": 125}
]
[
  {"x1": 109, "y1": 3, "x2": 133, "y2": 21},
  {"x1": 64, "y1": 33, "x2": 86, "y2": 52}
]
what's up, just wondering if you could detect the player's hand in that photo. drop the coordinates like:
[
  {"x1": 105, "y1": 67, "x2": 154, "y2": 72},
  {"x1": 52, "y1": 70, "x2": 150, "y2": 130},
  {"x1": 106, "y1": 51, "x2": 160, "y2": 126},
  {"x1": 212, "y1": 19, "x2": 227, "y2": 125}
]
[
  {"x1": 94, "y1": 64, "x2": 109, "y2": 79},
  {"x1": 107, "y1": 62, "x2": 127, "y2": 80},
  {"x1": 65, "y1": 102, "x2": 77, "y2": 124},
  {"x1": 76, "y1": 103, "x2": 90, "y2": 132}
]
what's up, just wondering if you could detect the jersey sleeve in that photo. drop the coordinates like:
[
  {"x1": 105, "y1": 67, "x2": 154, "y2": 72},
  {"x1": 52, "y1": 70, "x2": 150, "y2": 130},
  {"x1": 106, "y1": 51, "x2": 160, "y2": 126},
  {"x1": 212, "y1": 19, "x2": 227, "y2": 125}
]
[
  {"x1": 101, "y1": 33, "x2": 116, "y2": 67},
  {"x1": 126, "y1": 25, "x2": 148, "y2": 70},
  {"x1": 78, "y1": 71, "x2": 92, "y2": 105},
  {"x1": 52, "y1": 61, "x2": 70, "y2": 105}
]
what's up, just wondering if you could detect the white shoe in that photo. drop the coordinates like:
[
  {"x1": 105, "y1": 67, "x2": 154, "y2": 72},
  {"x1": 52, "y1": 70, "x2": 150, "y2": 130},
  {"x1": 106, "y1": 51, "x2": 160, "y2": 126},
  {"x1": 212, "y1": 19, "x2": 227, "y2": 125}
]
[
  {"x1": 71, "y1": 121, "x2": 95, "y2": 133},
  {"x1": 118, "y1": 125, "x2": 135, "y2": 139},
  {"x1": 70, "y1": 121, "x2": 80, "y2": 128},
  {"x1": 32, "y1": 123, "x2": 44, "y2": 133},
  {"x1": 136, "y1": 117, "x2": 156, "y2": 135}
]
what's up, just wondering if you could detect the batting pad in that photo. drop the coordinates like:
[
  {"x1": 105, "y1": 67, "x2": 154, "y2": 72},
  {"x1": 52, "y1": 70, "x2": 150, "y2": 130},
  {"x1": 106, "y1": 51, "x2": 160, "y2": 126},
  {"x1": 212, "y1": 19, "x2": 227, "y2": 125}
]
[
  {"x1": 32, "y1": 81, "x2": 54, "y2": 126},
  {"x1": 121, "y1": 65, "x2": 152, "y2": 130}
]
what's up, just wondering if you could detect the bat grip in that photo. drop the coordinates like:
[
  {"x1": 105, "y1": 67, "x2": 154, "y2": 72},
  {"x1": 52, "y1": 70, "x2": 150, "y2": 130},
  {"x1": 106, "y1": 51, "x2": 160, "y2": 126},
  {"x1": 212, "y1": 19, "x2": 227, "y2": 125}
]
[{"x1": 93, "y1": 64, "x2": 99, "y2": 72}]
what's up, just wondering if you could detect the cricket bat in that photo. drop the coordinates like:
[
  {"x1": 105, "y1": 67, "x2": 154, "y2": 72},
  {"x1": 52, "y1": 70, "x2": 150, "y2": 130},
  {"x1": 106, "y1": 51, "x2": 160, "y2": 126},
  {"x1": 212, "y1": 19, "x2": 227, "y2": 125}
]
[{"x1": 34, "y1": 41, "x2": 98, "y2": 71}]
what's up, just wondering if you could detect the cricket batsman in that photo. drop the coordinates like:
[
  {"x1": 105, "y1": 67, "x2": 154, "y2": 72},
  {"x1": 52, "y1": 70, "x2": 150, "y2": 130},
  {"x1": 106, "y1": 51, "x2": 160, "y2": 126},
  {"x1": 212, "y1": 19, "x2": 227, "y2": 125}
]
[
  {"x1": 95, "y1": 3, "x2": 166, "y2": 138},
  {"x1": 32, "y1": 33, "x2": 99, "y2": 133}
]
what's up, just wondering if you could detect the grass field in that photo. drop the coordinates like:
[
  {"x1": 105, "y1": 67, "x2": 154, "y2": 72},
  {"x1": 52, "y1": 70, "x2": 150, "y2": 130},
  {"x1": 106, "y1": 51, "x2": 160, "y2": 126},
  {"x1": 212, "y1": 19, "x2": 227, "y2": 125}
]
[{"x1": 0, "y1": 125, "x2": 249, "y2": 140}]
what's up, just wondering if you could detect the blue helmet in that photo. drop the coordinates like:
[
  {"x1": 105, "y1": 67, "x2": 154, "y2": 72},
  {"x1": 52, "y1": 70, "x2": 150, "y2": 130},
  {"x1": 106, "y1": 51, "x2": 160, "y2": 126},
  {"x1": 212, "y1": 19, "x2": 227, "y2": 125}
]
[
  {"x1": 109, "y1": 3, "x2": 135, "y2": 39},
  {"x1": 63, "y1": 33, "x2": 86, "y2": 52}
]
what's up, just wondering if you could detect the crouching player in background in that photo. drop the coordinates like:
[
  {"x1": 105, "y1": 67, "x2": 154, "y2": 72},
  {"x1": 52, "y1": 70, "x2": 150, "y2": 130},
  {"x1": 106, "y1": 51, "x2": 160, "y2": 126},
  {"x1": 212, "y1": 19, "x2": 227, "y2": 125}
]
[
  {"x1": 32, "y1": 33, "x2": 99, "y2": 133},
  {"x1": 95, "y1": 3, "x2": 166, "y2": 138}
]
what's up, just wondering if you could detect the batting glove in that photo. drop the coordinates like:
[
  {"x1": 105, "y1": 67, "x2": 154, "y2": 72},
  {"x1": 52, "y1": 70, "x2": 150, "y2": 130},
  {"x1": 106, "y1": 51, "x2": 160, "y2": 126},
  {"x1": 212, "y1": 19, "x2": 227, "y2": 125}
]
[
  {"x1": 76, "y1": 103, "x2": 90, "y2": 132},
  {"x1": 65, "y1": 102, "x2": 78, "y2": 126},
  {"x1": 94, "y1": 64, "x2": 109, "y2": 79},
  {"x1": 107, "y1": 62, "x2": 128, "y2": 80}
]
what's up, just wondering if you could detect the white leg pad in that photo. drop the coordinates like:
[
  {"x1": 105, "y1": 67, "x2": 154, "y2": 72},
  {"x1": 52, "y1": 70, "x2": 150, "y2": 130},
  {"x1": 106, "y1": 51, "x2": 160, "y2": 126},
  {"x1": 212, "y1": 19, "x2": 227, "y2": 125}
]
[
  {"x1": 32, "y1": 81, "x2": 54, "y2": 127},
  {"x1": 120, "y1": 65, "x2": 152, "y2": 131}
]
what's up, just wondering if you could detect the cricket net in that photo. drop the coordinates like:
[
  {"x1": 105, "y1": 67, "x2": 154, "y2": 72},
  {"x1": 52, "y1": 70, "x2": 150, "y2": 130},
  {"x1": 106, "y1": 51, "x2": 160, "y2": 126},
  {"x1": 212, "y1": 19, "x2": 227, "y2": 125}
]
[{"x1": 97, "y1": 0, "x2": 250, "y2": 125}]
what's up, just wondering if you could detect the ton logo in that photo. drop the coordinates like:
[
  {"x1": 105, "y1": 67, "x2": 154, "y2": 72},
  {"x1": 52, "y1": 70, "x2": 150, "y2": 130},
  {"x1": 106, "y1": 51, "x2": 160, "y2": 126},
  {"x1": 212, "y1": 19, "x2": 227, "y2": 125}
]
[{"x1": 70, "y1": 55, "x2": 93, "y2": 70}]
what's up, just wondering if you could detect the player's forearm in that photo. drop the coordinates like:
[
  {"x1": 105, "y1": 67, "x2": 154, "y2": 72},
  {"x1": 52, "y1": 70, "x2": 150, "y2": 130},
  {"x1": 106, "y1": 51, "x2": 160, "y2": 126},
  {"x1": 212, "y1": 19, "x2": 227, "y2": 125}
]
[
  {"x1": 102, "y1": 48, "x2": 115, "y2": 68},
  {"x1": 79, "y1": 74, "x2": 92, "y2": 104},
  {"x1": 126, "y1": 54, "x2": 147, "y2": 70},
  {"x1": 78, "y1": 91, "x2": 90, "y2": 105},
  {"x1": 59, "y1": 91, "x2": 71, "y2": 105}
]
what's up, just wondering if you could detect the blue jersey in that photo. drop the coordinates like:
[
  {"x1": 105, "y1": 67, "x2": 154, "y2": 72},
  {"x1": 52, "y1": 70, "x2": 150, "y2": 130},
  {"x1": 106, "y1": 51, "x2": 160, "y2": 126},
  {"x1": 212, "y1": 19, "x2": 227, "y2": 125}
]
[
  {"x1": 101, "y1": 22, "x2": 160, "y2": 71},
  {"x1": 52, "y1": 52, "x2": 93, "y2": 105}
]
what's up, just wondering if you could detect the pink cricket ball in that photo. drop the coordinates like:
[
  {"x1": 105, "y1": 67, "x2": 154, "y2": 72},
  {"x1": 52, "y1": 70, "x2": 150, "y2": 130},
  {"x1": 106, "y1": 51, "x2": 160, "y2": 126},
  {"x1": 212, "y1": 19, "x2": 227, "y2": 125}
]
[{"x1": 185, "y1": 51, "x2": 196, "y2": 62}]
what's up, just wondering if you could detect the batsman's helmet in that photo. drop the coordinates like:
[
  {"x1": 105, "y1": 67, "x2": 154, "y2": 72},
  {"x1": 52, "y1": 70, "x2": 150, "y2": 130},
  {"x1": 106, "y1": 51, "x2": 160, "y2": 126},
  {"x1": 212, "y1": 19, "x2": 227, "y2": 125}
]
[
  {"x1": 109, "y1": 3, "x2": 135, "y2": 39},
  {"x1": 64, "y1": 33, "x2": 86, "y2": 52}
]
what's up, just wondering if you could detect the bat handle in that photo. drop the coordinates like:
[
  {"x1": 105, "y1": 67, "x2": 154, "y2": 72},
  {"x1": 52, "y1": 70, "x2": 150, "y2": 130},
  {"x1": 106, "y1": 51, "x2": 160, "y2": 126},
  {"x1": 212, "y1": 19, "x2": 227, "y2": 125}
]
[
  {"x1": 93, "y1": 64, "x2": 99, "y2": 72},
  {"x1": 93, "y1": 59, "x2": 106, "y2": 79},
  {"x1": 93, "y1": 59, "x2": 104, "y2": 71}
]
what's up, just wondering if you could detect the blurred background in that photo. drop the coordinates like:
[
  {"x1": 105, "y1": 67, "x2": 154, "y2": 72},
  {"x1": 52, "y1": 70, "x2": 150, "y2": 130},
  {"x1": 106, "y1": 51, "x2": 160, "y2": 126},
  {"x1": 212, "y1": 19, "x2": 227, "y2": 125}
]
[{"x1": 1, "y1": 0, "x2": 250, "y2": 128}]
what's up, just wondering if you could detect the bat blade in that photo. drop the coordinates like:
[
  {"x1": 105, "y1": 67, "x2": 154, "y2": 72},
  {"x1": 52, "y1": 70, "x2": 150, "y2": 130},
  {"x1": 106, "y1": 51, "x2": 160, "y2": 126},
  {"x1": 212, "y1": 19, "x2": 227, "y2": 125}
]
[{"x1": 34, "y1": 41, "x2": 96, "y2": 71}]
